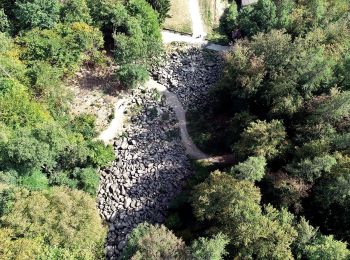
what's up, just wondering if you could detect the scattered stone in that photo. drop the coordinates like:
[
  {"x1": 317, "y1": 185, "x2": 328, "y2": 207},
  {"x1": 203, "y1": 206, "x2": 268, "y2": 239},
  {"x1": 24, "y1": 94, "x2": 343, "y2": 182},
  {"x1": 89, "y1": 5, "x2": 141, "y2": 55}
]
[{"x1": 98, "y1": 45, "x2": 222, "y2": 259}]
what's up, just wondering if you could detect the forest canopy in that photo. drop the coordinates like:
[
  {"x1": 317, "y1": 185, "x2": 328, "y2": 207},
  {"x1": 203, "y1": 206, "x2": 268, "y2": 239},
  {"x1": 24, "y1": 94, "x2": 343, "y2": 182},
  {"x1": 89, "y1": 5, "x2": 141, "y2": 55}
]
[{"x1": 0, "y1": 0, "x2": 165, "y2": 257}]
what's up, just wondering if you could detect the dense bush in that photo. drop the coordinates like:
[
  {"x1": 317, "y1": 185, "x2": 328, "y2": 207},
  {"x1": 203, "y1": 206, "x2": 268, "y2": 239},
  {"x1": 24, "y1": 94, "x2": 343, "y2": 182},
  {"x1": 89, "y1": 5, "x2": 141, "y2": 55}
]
[
  {"x1": 0, "y1": 186, "x2": 106, "y2": 259},
  {"x1": 18, "y1": 22, "x2": 104, "y2": 72},
  {"x1": 121, "y1": 223, "x2": 188, "y2": 259},
  {"x1": 123, "y1": 223, "x2": 230, "y2": 260},
  {"x1": 232, "y1": 0, "x2": 349, "y2": 37},
  {"x1": 88, "y1": 0, "x2": 162, "y2": 87},
  {"x1": 146, "y1": 0, "x2": 170, "y2": 23},
  {"x1": 14, "y1": 0, "x2": 61, "y2": 31},
  {"x1": 189, "y1": 0, "x2": 350, "y2": 254}
]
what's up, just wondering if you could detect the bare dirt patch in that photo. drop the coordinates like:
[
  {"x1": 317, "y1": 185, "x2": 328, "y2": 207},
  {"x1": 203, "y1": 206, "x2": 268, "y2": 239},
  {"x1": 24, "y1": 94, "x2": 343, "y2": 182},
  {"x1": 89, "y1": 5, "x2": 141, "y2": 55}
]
[{"x1": 68, "y1": 65, "x2": 123, "y2": 132}]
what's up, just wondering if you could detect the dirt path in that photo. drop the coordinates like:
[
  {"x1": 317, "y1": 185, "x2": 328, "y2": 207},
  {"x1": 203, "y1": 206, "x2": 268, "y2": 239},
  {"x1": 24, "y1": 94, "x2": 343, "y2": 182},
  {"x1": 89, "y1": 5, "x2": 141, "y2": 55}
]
[
  {"x1": 161, "y1": 0, "x2": 230, "y2": 50},
  {"x1": 161, "y1": 30, "x2": 230, "y2": 51},
  {"x1": 98, "y1": 0, "x2": 231, "y2": 161},
  {"x1": 98, "y1": 99, "x2": 127, "y2": 144},
  {"x1": 145, "y1": 80, "x2": 208, "y2": 159},
  {"x1": 189, "y1": 0, "x2": 206, "y2": 39}
]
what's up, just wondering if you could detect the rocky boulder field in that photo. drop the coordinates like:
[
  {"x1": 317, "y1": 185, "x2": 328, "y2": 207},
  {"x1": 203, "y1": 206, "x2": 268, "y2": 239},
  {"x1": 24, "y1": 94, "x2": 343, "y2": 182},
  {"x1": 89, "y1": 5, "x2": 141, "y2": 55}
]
[
  {"x1": 152, "y1": 45, "x2": 224, "y2": 109},
  {"x1": 97, "y1": 45, "x2": 223, "y2": 259}
]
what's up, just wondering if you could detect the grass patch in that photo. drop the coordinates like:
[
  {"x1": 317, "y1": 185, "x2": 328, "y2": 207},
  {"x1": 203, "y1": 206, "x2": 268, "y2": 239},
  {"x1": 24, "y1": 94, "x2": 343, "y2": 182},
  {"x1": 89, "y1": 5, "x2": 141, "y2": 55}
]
[
  {"x1": 164, "y1": 0, "x2": 192, "y2": 34},
  {"x1": 198, "y1": 0, "x2": 230, "y2": 44}
]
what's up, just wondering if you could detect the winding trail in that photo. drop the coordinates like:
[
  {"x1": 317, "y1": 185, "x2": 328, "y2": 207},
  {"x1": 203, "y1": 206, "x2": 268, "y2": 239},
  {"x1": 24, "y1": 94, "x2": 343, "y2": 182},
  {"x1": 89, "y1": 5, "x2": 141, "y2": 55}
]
[
  {"x1": 189, "y1": 0, "x2": 206, "y2": 39},
  {"x1": 98, "y1": 1, "x2": 235, "y2": 258},
  {"x1": 98, "y1": 0, "x2": 231, "y2": 160},
  {"x1": 145, "y1": 80, "x2": 208, "y2": 159},
  {"x1": 99, "y1": 99, "x2": 126, "y2": 144}
]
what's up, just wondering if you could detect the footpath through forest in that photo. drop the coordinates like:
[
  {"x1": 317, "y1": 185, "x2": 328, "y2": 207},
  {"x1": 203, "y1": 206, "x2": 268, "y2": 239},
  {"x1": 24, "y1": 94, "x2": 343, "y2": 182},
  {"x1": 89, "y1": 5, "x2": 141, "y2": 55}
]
[{"x1": 98, "y1": 1, "x2": 232, "y2": 259}]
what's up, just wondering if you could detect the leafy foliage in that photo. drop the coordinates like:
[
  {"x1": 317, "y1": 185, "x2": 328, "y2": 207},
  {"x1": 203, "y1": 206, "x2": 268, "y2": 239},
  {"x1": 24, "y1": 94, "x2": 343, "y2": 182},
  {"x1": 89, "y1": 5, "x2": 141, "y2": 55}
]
[
  {"x1": 190, "y1": 233, "x2": 229, "y2": 260},
  {"x1": 14, "y1": 0, "x2": 61, "y2": 31},
  {"x1": 234, "y1": 119, "x2": 286, "y2": 160},
  {"x1": 0, "y1": 8, "x2": 10, "y2": 33},
  {"x1": 231, "y1": 156, "x2": 266, "y2": 181},
  {"x1": 121, "y1": 223, "x2": 188, "y2": 259},
  {"x1": 146, "y1": 0, "x2": 170, "y2": 23},
  {"x1": 0, "y1": 186, "x2": 106, "y2": 259},
  {"x1": 238, "y1": 0, "x2": 277, "y2": 37}
]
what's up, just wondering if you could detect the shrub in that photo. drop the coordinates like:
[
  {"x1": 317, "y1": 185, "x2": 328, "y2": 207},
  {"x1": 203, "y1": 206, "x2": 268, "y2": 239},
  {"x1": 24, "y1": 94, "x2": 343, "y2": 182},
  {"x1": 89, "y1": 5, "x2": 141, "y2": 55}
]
[
  {"x1": 20, "y1": 170, "x2": 49, "y2": 191},
  {"x1": 60, "y1": 0, "x2": 92, "y2": 24},
  {"x1": 70, "y1": 114, "x2": 97, "y2": 139},
  {"x1": 231, "y1": 156, "x2": 266, "y2": 181},
  {"x1": 14, "y1": 0, "x2": 61, "y2": 31},
  {"x1": 234, "y1": 119, "x2": 286, "y2": 160},
  {"x1": 121, "y1": 222, "x2": 188, "y2": 259},
  {"x1": 88, "y1": 141, "x2": 115, "y2": 167},
  {"x1": 0, "y1": 186, "x2": 106, "y2": 259},
  {"x1": 222, "y1": 2, "x2": 238, "y2": 34},
  {"x1": 74, "y1": 167, "x2": 99, "y2": 195},
  {"x1": 0, "y1": 8, "x2": 10, "y2": 33},
  {"x1": 117, "y1": 64, "x2": 149, "y2": 88},
  {"x1": 146, "y1": 0, "x2": 170, "y2": 23},
  {"x1": 48, "y1": 170, "x2": 78, "y2": 189},
  {"x1": 190, "y1": 233, "x2": 230, "y2": 260},
  {"x1": 26, "y1": 61, "x2": 63, "y2": 99}
]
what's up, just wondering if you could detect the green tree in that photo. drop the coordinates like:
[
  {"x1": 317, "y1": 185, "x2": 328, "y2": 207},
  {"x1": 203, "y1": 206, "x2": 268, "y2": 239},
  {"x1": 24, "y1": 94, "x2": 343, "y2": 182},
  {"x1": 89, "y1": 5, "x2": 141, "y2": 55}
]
[
  {"x1": 304, "y1": 235, "x2": 350, "y2": 260},
  {"x1": 222, "y1": 2, "x2": 238, "y2": 34},
  {"x1": 192, "y1": 171, "x2": 297, "y2": 258},
  {"x1": 235, "y1": 206, "x2": 297, "y2": 259},
  {"x1": 274, "y1": 0, "x2": 294, "y2": 29},
  {"x1": 286, "y1": 154, "x2": 337, "y2": 183},
  {"x1": 314, "y1": 153, "x2": 350, "y2": 208},
  {"x1": 191, "y1": 171, "x2": 262, "y2": 227},
  {"x1": 0, "y1": 78, "x2": 51, "y2": 128},
  {"x1": 310, "y1": 91, "x2": 350, "y2": 126},
  {"x1": 0, "y1": 9, "x2": 10, "y2": 33},
  {"x1": 218, "y1": 29, "x2": 341, "y2": 116},
  {"x1": 231, "y1": 156, "x2": 266, "y2": 181},
  {"x1": 14, "y1": 0, "x2": 61, "y2": 31},
  {"x1": 60, "y1": 0, "x2": 92, "y2": 24},
  {"x1": 18, "y1": 22, "x2": 104, "y2": 72},
  {"x1": 291, "y1": 217, "x2": 350, "y2": 259},
  {"x1": 121, "y1": 223, "x2": 188, "y2": 259},
  {"x1": 190, "y1": 233, "x2": 229, "y2": 260},
  {"x1": 0, "y1": 186, "x2": 106, "y2": 259},
  {"x1": 234, "y1": 119, "x2": 286, "y2": 160},
  {"x1": 238, "y1": 0, "x2": 277, "y2": 36},
  {"x1": 146, "y1": 0, "x2": 170, "y2": 23}
]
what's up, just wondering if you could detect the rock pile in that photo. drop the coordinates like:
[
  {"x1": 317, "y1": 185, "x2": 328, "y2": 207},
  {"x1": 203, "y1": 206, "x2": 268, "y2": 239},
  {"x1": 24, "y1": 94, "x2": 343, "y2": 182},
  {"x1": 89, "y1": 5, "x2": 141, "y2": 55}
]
[
  {"x1": 98, "y1": 45, "x2": 223, "y2": 259},
  {"x1": 98, "y1": 87, "x2": 192, "y2": 259},
  {"x1": 152, "y1": 45, "x2": 224, "y2": 110}
]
